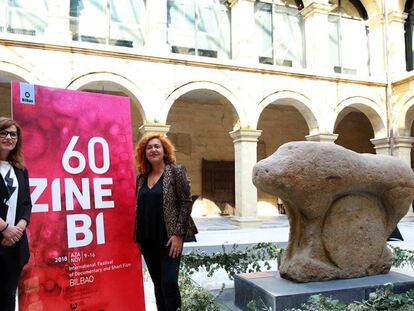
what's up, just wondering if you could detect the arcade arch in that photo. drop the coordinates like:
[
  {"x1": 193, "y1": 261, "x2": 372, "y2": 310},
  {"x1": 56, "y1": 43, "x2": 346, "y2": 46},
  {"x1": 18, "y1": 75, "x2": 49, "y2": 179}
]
[
  {"x1": 68, "y1": 73, "x2": 146, "y2": 145},
  {"x1": 256, "y1": 91, "x2": 320, "y2": 135},
  {"x1": 334, "y1": 107, "x2": 376, "y2": 153},
  {"x1": 163, "y1": 81, "x2": 245, "y2": 126},
  {"x1": 256, "y1": 93, "x2": 315, "y2": 216},
  {"x1": 396, "y1": 95, "x2": 414, "y2": 167},
  {"x1": 166, "y1": 89, "x2": 239, "y2": 217},
  {"x1": 334, "y1": 98, "x2": 386, "y2": 154},
  {"x1": 335, "y1": 97, "x2": 387, "y2": 138},
  {"x1": 0, "y1": 70, "x2": 30, "y2": 117}
]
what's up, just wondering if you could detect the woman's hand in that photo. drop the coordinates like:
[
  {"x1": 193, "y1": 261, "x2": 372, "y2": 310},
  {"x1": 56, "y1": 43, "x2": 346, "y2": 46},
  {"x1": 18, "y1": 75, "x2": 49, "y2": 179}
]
[
  {"x1": 1, "y1": 225, "x2": 23, "y2": 246},
  {"x1": 166, "y1": 235, "x2": 183, "y2": 258}
]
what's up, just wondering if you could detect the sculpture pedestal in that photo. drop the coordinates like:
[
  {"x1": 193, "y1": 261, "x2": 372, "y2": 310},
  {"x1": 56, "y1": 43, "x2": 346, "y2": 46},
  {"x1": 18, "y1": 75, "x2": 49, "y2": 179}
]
[{"x1": 235, "y1": 270, "x2": 414, "y2": 311}]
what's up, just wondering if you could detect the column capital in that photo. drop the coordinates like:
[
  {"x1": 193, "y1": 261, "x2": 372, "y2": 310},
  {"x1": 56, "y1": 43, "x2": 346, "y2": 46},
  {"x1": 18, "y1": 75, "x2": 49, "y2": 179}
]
[
  {"x1": 394, "y1": 136, "x2": 414, "y2": 147},
  {"x1": 367, "y1": 14, "x2": 385, "y2": 28},
  {"x1": 229, "y1": 129, "x2": 262, "y2": 143},
  {"x1": 393, "y1": 136, "x2": 414, "y2": 167},
  {"x1": 306, "y1": 133, "x2": 338, "y2": 143},
  {"x1": 300, "y1": 2, "x2": 335, "y2": 19},
  {"x1": 387, "y1": 11, "x2": 408, "y2": 24},
  {"x1": 139, "y1": 123, "x2": 170, "y2": 136},
  {"x1": 370, "y1": 137, "x2": 391, "y2": 155}
]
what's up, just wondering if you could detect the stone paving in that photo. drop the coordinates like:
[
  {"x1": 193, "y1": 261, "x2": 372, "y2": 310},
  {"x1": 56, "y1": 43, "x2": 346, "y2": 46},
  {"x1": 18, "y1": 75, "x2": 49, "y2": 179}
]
[{"x1": 144, "y1": 213, "x2": 414, "y2": 310}]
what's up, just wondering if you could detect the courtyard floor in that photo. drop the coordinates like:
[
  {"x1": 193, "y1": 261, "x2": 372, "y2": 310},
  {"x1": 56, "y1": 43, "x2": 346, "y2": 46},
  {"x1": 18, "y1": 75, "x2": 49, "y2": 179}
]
[{"x1": 144, "y1": 213, "x2": 414, "y2": 310}]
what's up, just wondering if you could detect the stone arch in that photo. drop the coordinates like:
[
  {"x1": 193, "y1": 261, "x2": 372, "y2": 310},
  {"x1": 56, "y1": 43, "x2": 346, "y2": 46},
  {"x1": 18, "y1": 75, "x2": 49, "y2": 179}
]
[
  {"x1": 302, "y1": 0, "x2": 380, "y2": 18},
  {"x1": 394, "y1": 92, "x2": 414, "y2": 136},
  {"x1": 162, "y1": 81, "x2": 244, "y2": 126},
  {"x1": 335, "y1": 96, "x2": 387, "y2": 138},
  {"x1": 359, "y1": 0, "x2": 381, "y2": 17},
  {"x1": 0, "y1": 61, "x2": 38, "y2": 83},
  {"x1": 256, "y1": 90, "x2": 321, "y2": 135},
  {"x1": 399, "y1": 0, "x2": 409, "y2": 12},
  {"x1": 67, "y1": 72, "x2": 147, "y2": 122}
]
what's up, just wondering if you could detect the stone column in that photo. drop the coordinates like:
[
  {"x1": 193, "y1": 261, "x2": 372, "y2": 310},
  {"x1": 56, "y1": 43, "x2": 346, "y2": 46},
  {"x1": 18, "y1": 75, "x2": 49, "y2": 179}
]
[
  {"x1": 44, "y1": 0, "x2": 72, "y2": 42},
  {"x1": 301, "y1": 2, "x2": 335, "y2": 72},
  {"x1": 145, "y1": 0, "x2": 169, "y2": 53},
  {"x1": 230, "y1": 0, "x2": 257, "y2": 61},
  {"x1": 387, "y1": 11, "x2": 408, "y2": 74},
  {"x1": 393, "y1": 136, "x2": 414, "y2": 167},
  {"x1": 367, "y1": 14, "x2": 386, "y2": 77},
  {"x1": 394, "y1": 136, "x2": 414, "y2": 216},
  {"x1": 306, "y1": 133, "x2": 338, "y2": 143},
  {"x1": 229, "y1": 129, "x2": 262, "y2": 227},
  {"x1": 370, "y1": 137, "x2": 391, "y2": 155},
  {"x1": 139, "y1": 124, "x2": 170, "y2": 136}
]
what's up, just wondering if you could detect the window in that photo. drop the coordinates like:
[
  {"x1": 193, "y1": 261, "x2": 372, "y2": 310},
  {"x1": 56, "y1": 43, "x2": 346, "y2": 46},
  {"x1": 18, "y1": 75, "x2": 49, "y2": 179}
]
[
  {"x1": 406, "y1": 11, "x2": 414, "y2": 71},
  {"x1": 167, "y1": 0, "x2": 231, "y2": 59},
  {"x1": 328, "y1": 0, "x2": 369, "y2": 75},
  {"x1": 405, "y1": 0, "x2": 414, "y2": 71},
  {"x1": 255, "y1": 1, "x2": 305, "y2": 68},
  {"x1": 0, "y1": 0, "x2": 48, "y2": 36},
  {"x1": 70, "y1": 0, "x2": 145, "y2": 48}
]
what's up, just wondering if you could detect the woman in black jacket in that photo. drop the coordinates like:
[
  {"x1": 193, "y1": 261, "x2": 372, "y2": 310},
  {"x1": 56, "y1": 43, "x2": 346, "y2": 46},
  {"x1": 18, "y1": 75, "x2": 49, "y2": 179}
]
[
  {"x1": 134, "y1": 133, "x2": 197, "y2": 311},
  {"x1": 0, "y1": 117, "x2": 32, "y2": 311}
]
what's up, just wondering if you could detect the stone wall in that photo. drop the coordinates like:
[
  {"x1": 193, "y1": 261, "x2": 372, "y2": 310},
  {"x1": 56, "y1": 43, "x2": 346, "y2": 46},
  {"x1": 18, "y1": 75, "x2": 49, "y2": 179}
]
[
  {"x1": 167, "y1": 96, "x2": 236, "y2": 196},
  {"x1": 335, "y1": 112, "x2": 375, "y2": 154},
  {"x1": 0, "y1": 83, "x2": 11, "y2": 117},
  {"x1": 257, "y1": 105, "x2": 309, "y2": 214}
]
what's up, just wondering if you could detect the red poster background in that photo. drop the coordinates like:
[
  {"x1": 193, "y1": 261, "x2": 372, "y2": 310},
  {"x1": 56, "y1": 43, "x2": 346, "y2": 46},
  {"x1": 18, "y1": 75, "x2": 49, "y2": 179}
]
[{"x1": 12, "y1": 81, "x2": 145, "y2": 311}]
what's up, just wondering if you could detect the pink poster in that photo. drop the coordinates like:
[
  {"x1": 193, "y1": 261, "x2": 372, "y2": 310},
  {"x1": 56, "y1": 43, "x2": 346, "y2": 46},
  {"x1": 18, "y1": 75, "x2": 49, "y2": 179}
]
[{"x1": 12, "y1": 81, "x2": 145, "y2": 311}]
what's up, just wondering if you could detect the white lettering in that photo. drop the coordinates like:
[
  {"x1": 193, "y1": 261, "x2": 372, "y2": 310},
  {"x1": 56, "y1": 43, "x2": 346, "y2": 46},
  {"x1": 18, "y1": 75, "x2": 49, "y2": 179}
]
[
  {"x1": 96, "y1": 212, "x2": 105, "y2": 244},
  {"x1": 94, "y1": 178, "x2": 114, "y2": 209},
  {"x1": 62, "y1": 136, "x2": 86, "y2": 174},
  {"x1": 88, "y1": 137, "x2": 110, "y2": 174},
  {"x1": 65, "y1": 178, "x2": 91, "y2": 211},
  {"x1": 51, "y1": 178, "x2": 61, "y2": 211},
  {"x1": 67, "y1": 214, "x2": 93, "y2": 248},
  {"x1": 30, "y1": 178, "x2": 48, "y2": 212}
]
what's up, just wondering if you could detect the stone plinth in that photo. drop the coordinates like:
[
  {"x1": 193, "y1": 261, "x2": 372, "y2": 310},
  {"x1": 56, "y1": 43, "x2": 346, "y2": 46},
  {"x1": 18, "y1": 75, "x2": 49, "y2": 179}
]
[{"x1": 235, "y1": 270, "x2": 414, "y2": 311}]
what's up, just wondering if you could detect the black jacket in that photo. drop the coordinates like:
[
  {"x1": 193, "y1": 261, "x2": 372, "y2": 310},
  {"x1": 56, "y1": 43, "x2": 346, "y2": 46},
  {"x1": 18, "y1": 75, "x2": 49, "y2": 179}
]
[{"x1": 0, "y1": 166, "x2": 32, "y2": 267}]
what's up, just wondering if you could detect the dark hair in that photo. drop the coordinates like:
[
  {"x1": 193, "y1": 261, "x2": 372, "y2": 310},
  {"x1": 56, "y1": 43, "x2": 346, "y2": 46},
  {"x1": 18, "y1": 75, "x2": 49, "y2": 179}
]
[
  {"x1": 135, "y1": 133, "x2": 176, "y2": 174},
  {"x1": 0, "y1": 117, "x2": 25, "y2": 169}
]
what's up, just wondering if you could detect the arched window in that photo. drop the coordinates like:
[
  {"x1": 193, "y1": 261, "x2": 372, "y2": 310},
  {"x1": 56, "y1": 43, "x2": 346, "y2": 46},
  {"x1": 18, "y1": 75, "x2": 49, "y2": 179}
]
[
  {"x1": 254, "y1": 0, "x2": 305, "y2": 68},
  {"x1": 70, "y1": 0, "x2": 145, "y2": 48},
  {"x1": 328, "y1": 0, "x2": 369, "y2": 75},
  {"x1": 167, "y1": 0, "x2": 231, "y2": 59},
  {"x1": 405, "y1": 0, "x2": 414, "y2": 71},
  {"x1": 0, "y1": 0, "x2": 48, "y2": 36}
]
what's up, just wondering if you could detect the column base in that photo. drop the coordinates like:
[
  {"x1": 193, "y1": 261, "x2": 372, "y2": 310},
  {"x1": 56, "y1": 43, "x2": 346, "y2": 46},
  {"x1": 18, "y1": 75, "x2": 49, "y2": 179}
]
[{"x1": 231, "y1": 217, "x2": 262, "y2": 228}]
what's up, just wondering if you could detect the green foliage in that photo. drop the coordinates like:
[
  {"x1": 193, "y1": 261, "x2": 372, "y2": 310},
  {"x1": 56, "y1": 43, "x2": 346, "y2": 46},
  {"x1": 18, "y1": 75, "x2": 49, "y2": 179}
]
[
  {"x1": 246, "y1": 298, "x2": 272, "y2": 311},
  {"x1": 175, "y1": 244, "x2": 414, "y2": 311},
  {"x1": 179, "y1": 271, "x2": 223, "y2": 311},
  {"x1": 286, "y1": 294, "x2": 348, "y2": 311},
  {"x1": 181, "y1": 242, "x2": 283, "y2": 280},
  {"x1": 284, "y1": 284, "x2": 414, "y2": 311},
  {"x1": 390, "y1": 245, "x2": 414, "y2": 269},
  {"x1": 348, "y1": 284, "x2": 414, "y2": 311}
]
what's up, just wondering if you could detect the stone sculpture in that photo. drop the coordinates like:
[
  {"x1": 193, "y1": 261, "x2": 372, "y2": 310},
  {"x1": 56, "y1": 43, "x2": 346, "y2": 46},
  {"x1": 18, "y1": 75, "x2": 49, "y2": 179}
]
[{"x1": 253, "y1": 142, "x2": 414, "y2": 282}]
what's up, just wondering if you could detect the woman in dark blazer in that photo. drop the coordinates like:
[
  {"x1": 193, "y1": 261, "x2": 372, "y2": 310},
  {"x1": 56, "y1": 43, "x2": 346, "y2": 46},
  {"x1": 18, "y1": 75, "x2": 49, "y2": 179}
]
[
  {"x1": 0, "y1": 117, "x2": 32, "y2": 311},
  {"x1": 134, "y1": 133, "x2": 197, "y2": 311}
]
